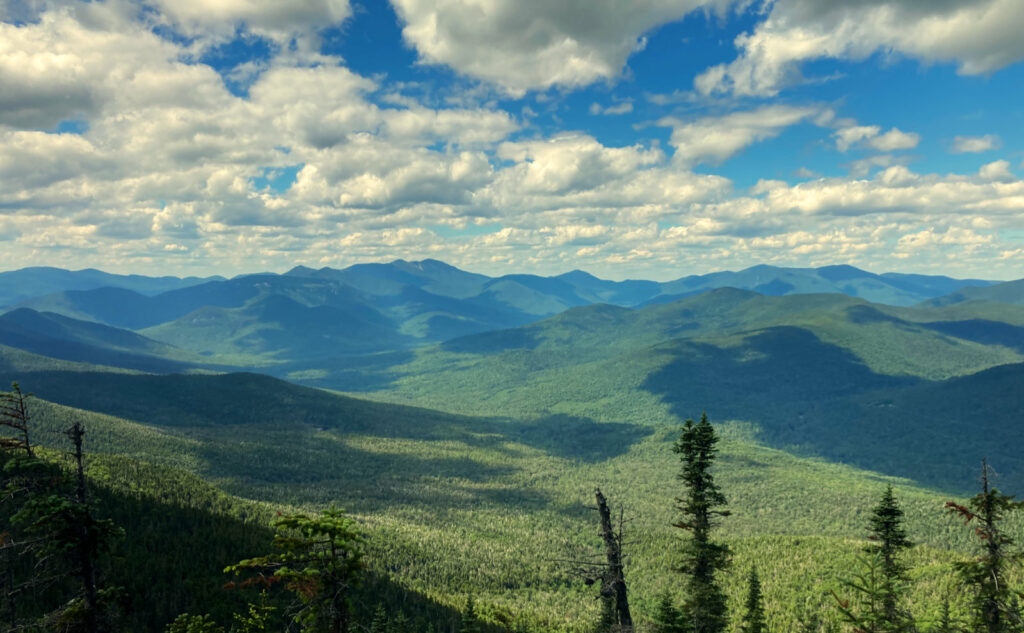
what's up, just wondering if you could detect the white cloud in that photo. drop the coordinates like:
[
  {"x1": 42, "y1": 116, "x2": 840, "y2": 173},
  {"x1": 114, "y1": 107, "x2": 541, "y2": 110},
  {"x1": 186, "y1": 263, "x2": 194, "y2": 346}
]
[
  {"x1": 659, "y1": 105, "x2": 821, "y2": 166},
  {"x1": 696, "y1": 0, "x2": 1024, "y2": 97},
  {"x1": 834, "y1": 125, "x2": 920, "y2": 153},
  {"x1": 1, "y1": 2, "x2": 1022, "y2": 281},
  {"x1": 869, "y1": 128, "x2": 920, "y2": 152},
  {"x1": 389, "y1": 0, "x2": 725, "y2": 95},
  {"x1": 835, "y1": 125, "x2": 881, "y2": 152},
  {"x1": 590, "y1": 101, "x2": 634, "y2": 115},
  {"x1": 952, "y1": 134, "x2": 1001, "y2": 153},
  {"x1": 978, "y1": 160, "x2": 1014, "y2": 182}
]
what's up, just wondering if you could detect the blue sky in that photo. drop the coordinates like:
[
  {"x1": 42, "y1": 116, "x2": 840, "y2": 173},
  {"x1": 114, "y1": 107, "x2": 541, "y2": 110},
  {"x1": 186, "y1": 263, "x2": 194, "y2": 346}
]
[{"x1": 1, "y1": 0, "x2": 1022, "y2": 280}]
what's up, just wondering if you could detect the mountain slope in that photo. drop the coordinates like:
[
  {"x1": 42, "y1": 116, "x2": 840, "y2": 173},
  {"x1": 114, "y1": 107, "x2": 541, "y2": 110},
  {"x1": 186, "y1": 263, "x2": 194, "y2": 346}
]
[
  {"x1": 0, "y1": 266, "x2": 221, "y2": 307},
  {"x1": 0, "y1": 308, "x2": 197, "y2": 372},
  {"x1": 14, "y1": 371, "x2": 1014, "y2": 632},
  {"x1": 356, "y1": 291, "x2": 1024, "y2": 493},
  {"x1": 925, "y1": 278, "x2": 1024, "y2": 307}
]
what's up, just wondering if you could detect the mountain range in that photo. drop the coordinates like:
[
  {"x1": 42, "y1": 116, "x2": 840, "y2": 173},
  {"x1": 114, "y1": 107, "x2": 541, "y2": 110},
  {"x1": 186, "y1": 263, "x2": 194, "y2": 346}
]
[{"x1": 2, "y1": 259, "x2": 1024, "y2": 630}]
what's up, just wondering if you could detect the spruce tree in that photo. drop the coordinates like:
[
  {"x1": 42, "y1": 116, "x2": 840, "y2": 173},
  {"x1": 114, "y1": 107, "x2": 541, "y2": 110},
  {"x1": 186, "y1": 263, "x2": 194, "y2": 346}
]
[
  {"x1": 672, "y1": 412, "x2": 731, "y2": 633},
  {"x1": 945, "y1": 459, "x2": 1024, "y2": 633},
  {"x1": 226, "y1": 506, "x2": 364, "y2": 633},
  {"x1": 740, "y1": 567, "x2": 768, "y2": 633},
  {"x1": 652, "y1": 590, "x2": 685, "y2": 633},
  {"x1": 459, "y1": 595, "x2": 480, "y2": 633},
  {"x1": 866, "y1": 485, "x2": 914, "y2": 632},
  {"x1": 370, "y1": 604, "x2": 389, "y2": 633}
]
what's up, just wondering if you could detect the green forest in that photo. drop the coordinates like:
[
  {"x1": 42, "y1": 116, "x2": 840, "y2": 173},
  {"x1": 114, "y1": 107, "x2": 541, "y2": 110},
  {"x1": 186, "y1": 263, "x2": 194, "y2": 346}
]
[{"x1": 3, "y1": 382, "x2": 1023, "y2": 633}]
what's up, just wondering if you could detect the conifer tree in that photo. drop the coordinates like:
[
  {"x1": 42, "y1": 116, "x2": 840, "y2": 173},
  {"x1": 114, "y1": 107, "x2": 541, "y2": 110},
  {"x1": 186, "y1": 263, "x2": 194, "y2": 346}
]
[
  {"x1": 672, "y1": 412, "x2": 731, "y2": 633},
  {"x1": 866, "y1": 485, "x2": 914, "y2": 632},
  {"x1": 930, "y1": 599, "x2": 959, "y2": 633},
  {"x1": 740, "y1": 567, "x2": 768, "y2": 633},
  {"x1": 370, "y1": 604, "x2": 389, "y2": 633},
  {"x1": 945, "y1": 459, "x2": 1024, "y2": 633},
  {"x1": 652, "y1": 590, "x2": 685, "y2": 633},
  {"x1": 165, "y1": 613, "x2": 226, "y2": 633},
  {"x1": 9, "y1": 420, "x2": 123, "y2": 632},
  {"x1": 226, "y1": 506, "x2": 364, "y2": 633},
  {"x1": 388, "y1": 610, "x2": 411, "y2": 633},
  {"x1": 459, "y1": 595, "x2": 480, "y2": 633}
]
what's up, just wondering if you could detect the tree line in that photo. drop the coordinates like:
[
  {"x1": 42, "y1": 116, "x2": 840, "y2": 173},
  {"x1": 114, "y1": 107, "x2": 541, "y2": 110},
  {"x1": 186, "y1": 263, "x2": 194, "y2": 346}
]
[{"x1": 2, "y1": 385, "x2": 1023, "y2": 633}]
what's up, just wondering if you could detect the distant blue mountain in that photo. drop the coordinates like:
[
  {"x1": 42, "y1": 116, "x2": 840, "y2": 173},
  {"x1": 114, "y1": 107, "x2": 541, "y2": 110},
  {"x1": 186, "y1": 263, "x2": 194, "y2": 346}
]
[
  {"x1": 5, "y1": 260, "x2": 1011, "y2": 367},
  {"x1": 0, "y1": 266, "x2": 222, "y2": 308}
]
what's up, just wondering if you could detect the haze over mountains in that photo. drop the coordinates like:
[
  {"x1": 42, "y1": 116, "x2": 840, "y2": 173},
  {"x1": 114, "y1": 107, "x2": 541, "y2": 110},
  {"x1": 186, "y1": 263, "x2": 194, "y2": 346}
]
[{"x1": 2, "y1": 259, "x2": 1013, "y2": 368}]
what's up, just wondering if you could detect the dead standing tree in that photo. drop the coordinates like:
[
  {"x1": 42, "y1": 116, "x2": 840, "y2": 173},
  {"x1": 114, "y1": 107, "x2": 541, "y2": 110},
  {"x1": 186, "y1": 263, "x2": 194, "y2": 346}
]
[{"x1": 594, "y1": 488, "x2": 633, "y2": 632}]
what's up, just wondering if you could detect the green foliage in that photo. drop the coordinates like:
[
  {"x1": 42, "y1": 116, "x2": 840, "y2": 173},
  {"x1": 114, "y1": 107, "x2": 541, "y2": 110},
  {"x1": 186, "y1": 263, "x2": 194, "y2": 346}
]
[
  {"x1": 226, "y1": 507, "x2": 365, "y2": 633},
  {"x1": 652, "y1": 590, "x2": 686, "y2": 633},
  {"x1": 166, "y1": 613, "x2": 226, "y2": 633},
  {"x1": 740, "y1": 568, "x2": 768, "y2": 633},
  {"x1": 460, "y1": 595, "x2": 480, "y2": 633},
  {"x1": 232, "y1": 592, "x2": 276, "y2": 633},
  {"x1": 673, "y1": 413, "x2": 730, "y2": 633},
  {"x1": 945, "y1": 462, "x2": 1024, "y2": 633},
  {"x1": 833, "y1": 553, "x2": 893, "y2": 633},
  {"x1": 864, "y1": 486, "x2": 915, "y2": 632}
]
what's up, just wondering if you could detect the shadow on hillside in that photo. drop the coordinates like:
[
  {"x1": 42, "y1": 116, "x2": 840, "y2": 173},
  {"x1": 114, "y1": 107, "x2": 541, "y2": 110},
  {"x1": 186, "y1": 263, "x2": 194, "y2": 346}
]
[
  {"x1": 642, "y1": 325, "x2": 1024, "y2": 494},
  {"x1": 71, "y1": 454, "x2": 502, "y2": 633},
  {"x1": 509, "y1": 415, "x2": 652, "y2": 462},
  {"x1": 271, "y1": 349, "x2": 417, "y2": 392},
  {"x1": 11, "y1": 368, "x2": 650, "y2": 516},
  {"x1": 920, "y1": 319, "x2": 1024, "y2": 352}
]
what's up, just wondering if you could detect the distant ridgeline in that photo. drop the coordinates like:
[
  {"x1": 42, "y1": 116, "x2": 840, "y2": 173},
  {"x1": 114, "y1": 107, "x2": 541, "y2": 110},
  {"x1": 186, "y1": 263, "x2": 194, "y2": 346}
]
[{"x1": 0, "y1": 261, "x2": 1023, "y2": 631}]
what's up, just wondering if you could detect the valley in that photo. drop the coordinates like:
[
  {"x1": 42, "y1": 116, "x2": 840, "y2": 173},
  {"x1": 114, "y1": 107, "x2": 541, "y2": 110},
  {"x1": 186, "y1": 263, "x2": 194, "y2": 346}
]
[{"x1": 2, "y1": 261, "x2": 1023, "y2": 631}]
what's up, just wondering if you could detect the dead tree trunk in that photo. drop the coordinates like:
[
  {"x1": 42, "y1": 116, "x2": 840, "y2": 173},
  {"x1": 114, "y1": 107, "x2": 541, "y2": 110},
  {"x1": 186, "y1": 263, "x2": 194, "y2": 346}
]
[
  {"x1": 66, "y1": 422, "x2": 99, "y2": 633},
  {"x1": 595, "y1": 488, "x2": 632, "y2": 631}
]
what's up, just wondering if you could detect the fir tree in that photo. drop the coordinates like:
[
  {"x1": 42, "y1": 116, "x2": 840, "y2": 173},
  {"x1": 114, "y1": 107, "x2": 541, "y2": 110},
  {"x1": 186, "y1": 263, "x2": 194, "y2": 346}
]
[
  {"x1": 459, "y1": 595, "x2": 480, "y2": 633},
  {"x1": 945, "y1": 459, "x2": 1024, "y2": 633},
  {"x1": 370, "y1": 604, "x2": 389, "y2": 633},
  {"x1": 672, "y1": 412, "x2": 731, "y2": 633},
  {"x1": 930, "y1": 599, "x2": 959, "y2": 633},
  {"x1": 866, "y1": 485, "x2": 915, "y2": 632},
  {"x1": 652, "y1": 590, "x2": 685, "y2": 633},
  {"x1": 226, "y1": 506, "x2": 364, "y2": 633},
  {"x1": 165, "y1": 613, "x2": 225, "y2": 633},
  {"x1": 740, "y1": 567, "x2": 768, "y2": 633}
]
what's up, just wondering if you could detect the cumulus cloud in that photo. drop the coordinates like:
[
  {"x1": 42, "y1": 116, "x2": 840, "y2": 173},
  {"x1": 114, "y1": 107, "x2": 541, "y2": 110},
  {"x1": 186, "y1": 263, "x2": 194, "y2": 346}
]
[
  {"x1": 696, "y1": 0, "x2": 1024, "y2": 97},
  {"x1": 978, "y1": 160, "x2": 1014, "y2": 182},
  {"x1": 389, "y1": 0, "x2": 726, "y2": 94},
  {"x1": 659, "y1": 105, "x2": 821, "y2": 166},
  {"x1": 147, "y1": 0, "x2": 351, "y2": 44},
  {"x1": 834, "y1": 125, "x2": 920, "y2": 153},
  {"x1": 952, "y1": 134, "x2": 1002, "y2": 153},
  {"x1": 1, "y1": 1, "x2": 1022, "y2": 280}
]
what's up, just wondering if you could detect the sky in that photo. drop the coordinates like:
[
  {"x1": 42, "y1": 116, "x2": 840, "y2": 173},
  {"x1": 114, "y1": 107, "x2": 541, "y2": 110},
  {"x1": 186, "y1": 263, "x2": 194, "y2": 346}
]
[{"x1": 1, "y1": 0, "x2": 1023, "y2": 280}]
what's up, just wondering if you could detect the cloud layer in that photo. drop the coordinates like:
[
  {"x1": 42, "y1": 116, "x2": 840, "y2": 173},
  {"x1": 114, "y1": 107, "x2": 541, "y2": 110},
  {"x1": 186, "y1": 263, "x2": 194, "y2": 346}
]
[{"x1": 0, "y1": 0, "x2": 1021, "y2": 280}]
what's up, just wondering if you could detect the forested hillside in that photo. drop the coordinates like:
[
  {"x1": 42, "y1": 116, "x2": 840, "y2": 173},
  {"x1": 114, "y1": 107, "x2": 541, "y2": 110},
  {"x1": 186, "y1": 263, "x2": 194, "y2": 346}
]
[{"x1": 1, "y1": 262, "x2": 1023, "y2": 633}]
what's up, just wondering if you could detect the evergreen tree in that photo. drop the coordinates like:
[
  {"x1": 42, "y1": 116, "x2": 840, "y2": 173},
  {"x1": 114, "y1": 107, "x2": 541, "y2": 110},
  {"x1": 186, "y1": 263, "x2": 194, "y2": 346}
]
[
  {"x1": 866, "y1": 485, "x2": 915, "y2": 632},
  {"x1": 740, "y1": 567, "x2": 768, "y2": 633},
  {"x1": 945, "y1": 459, "x2": 1024, "y2": 633},
  {"x1": 370, "y1": 603, "x2": 389, "y2": 633},
  {"x1": 10, "y1": 421, "x2": 123, "y2": 633},
  {"x1": 165, "y1": 613, "x2": 226, "y2": 633},
  {"x1": 652, "y1": 590, "x2": 685, "y2": 633},
  {"x1": 672, "y1": 412, "x2": 731, "y2": 633},
  {"x1": 233, "y1": 591, "x2": 277, "y2": 633},
  {"x1": 226, "y1": 506, "x2": 365, "y2": 633},
  {"x1": 459, "y1": 595, "x2": 480, "y2": 633},
  {"x1": 388, "y1": 610, "x2": 411, "y2": 633},
  {"x1": 930, "y1": 599, "x2": 959, "y2": 633}
]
